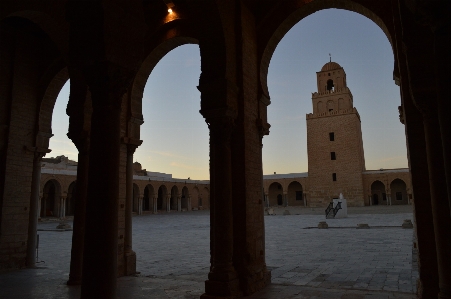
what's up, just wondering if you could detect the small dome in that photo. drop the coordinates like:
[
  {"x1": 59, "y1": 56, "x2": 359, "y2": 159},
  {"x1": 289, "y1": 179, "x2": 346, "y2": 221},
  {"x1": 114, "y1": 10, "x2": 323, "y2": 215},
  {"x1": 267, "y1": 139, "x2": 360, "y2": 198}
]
[
  {"x1": 321, "y1": 61, "x2": 342, "y2": 72},
  {"x1": 133, "y1": 162, "x2": 142, "y2": 171}
]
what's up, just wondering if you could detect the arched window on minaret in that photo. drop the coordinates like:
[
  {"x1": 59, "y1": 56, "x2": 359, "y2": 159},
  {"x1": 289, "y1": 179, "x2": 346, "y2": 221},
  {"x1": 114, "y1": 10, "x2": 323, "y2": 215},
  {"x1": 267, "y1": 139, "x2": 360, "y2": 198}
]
[
  {"x1": 327, "y1": 79, "x2": 334, "y2": 91},
  {"x1": 327, "y1": 100, "x2": 334, "y2": 112}
]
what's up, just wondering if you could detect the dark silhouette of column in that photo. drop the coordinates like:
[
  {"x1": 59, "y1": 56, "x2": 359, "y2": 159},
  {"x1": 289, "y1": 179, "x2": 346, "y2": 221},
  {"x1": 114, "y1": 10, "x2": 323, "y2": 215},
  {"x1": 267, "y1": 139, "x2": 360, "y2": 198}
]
[
  {"x1": 26, "y1": 149, "x2": 48, "y2": 268},
  {"x1": 67, "y1": 135, "x2": 89, "y2": 285},
  {"x1": 423, "y1": 109, "x2": 451, "y2": 299},
  {"x1": 201, "y1": 114, "x2": 241, "y2": 298}
]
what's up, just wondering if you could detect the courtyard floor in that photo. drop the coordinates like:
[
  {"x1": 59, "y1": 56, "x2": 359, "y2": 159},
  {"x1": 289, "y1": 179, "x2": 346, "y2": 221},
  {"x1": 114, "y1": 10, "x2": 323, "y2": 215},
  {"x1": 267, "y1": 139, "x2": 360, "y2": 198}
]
[{"x1": 0, "y1": 205, "x2": 417, "y2": 299}]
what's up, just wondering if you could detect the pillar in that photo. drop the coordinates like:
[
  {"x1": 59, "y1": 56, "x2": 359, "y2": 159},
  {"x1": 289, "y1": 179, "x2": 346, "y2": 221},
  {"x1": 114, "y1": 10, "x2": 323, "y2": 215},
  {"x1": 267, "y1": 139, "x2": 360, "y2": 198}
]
[
  {"x1": 177, "y1": 196, "x2": 181, "y2": 212},
  {"x1": 153, "y1": 196, "x2": 157, "y2": 214},
  {"x1": 138, "y1": 197, "x2": 143, "y2": 215},
  {"x1": 80, "y1": 62, "x2": 127, "y2": 299},
  {"x1": 398, "y1": 50, "x2": 439, "y2": 298},
  {"x1": 166, "y1": 195, "x2": 170, "y2": 212},
  {"x1": 284, "y1": 193, "x2": 288, "y2": 207},
  {"x1": 124, "y1": 142, "x2": 140, "y2": 275},
  {"x1": 303, "y1": 194, "x2": 306, "y2": 207},
  {"x1": 201, "y1": 113, "x2": 241, "y2": 298},
  {"x1": 67, "y1": 135, "x2": 89, "y2": 285},
  {"x1": 26, "y1": 150, "x2": 47, "y2": 268},
  {"x1": 423, "y1": 109, "x2": 451, "y2": 299},
  {"x1": 37, "y1": 197, "x2": 42, "y2": 220},
  {"x1": 60, "y1": 197, "x2": 66, "y2": 219},
  {"x1": 188, "y1": 196, "x2": 191, "y2": 211}
]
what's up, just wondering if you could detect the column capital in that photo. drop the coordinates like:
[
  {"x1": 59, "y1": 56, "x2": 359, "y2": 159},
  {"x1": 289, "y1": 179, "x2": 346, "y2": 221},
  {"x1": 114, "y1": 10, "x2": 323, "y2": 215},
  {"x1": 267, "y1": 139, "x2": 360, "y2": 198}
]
[
  {"x1": 122, "y1": 137, "x2": 143, "y2": 154},
  {"x1": 24, "y1": 146, "x2": 51, "y2": 160},
  {"x1": 201, "y1": 108, "x2": 236, "y2": 145},
  {"x1": 68, "y1": 130, "x2": 90, "y2": 155}
]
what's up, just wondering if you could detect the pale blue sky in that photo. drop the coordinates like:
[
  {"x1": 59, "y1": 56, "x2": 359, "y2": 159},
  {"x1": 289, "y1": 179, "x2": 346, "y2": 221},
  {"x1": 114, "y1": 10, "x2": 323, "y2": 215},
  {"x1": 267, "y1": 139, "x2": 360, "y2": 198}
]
[{"x1": 50, "y1": 9, "x2": 407, "y2": 180}]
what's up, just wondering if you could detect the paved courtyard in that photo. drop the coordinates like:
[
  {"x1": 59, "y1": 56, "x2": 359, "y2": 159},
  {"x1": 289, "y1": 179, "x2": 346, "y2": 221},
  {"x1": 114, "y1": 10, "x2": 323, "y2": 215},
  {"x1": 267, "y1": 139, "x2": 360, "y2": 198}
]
[{"x1": 0, "y1": 205, "x2": 417, "y2": 298}]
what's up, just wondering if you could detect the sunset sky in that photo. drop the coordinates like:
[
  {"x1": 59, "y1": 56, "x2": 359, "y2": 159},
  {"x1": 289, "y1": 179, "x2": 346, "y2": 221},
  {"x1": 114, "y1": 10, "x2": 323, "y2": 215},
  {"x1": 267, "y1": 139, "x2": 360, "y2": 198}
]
[{"x1": 49, "y1": 9, "x2": 407, "y2": 180}]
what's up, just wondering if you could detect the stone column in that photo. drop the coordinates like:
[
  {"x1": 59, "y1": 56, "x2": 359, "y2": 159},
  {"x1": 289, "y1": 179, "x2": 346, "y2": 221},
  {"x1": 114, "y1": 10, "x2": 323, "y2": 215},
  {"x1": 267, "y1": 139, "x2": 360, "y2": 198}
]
[
  {"x1": 138, "y1": 197, "x2": 143, "y2": 215},
  {"x1": 124, "y1": 142, "x2": 140, "y2": 275},
  {"x1": 26, "y1": 149, "x2": 47, "y2": 268},
  {"x1": 398, "y1": 45, "x2": 439, "y2": 297},
  {"x1": 80, "y1": 62, "x2": 128, "y2": 298},
  {"x1": 303, "y1": 194, "x2": 306, "y2": 207},
  {"x1": 66, "y1": 131, "x2": 89, "y2": 285},
  {"x1": 60, "y1": 197, "x2": 66, "y2": 219},
  {"x1": 177, "y1": 196, "x2": 181, "y2": 212},
  {"x1": 423, "y1": 110, "x2": 451, "y2": 299},
  {"x1": 166, "y1": 195, "x2": 170, "y2": 212},
  {"x1": 188, "y1": 196, "x2": 191, "y2": 211},
  {"x1": 284, "y1": 192, "x2": 288, "y2": 207},
  {"x1": 201, "y1": 114, "x2": 240, "y2": 298},
  {"x1": 387, "y1": 194, "x2": 392, "y2": 206},
  {"x1": 37, "y1": 197, "x2": 42, "y2": 220},
  {"x1": 153, "y1": 196, "x2": 157, "y2": 214}
]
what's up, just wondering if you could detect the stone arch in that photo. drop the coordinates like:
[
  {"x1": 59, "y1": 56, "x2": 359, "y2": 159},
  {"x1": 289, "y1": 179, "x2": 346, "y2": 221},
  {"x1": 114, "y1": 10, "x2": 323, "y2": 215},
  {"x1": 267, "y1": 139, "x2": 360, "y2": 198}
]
[
  {"x1": 390, "y1": 178, "x2": 408, "y2": 205},
  {"x1": 370, "y1": 180, "x2": 386, "y2": 205},
  {"x1": 157, "y1": 185, "x2": 168, "y2": 211},
  {"x1": 41, "y1": 179, "x2": 62, "y2": 217},
  {"x1": 66, "y1": 181, "x2": 77, "y2": 216},
  {"x1": 268, "y1": 182, "x2": 283, "y2": 206},
  {"x1": 2, "y1": 10, "x2": 67, "y2": 55},
  {"x1": 132, "y1": 184, "x2": 140, "y2": 213},
  {"x1": 170, "y1": 185, "x2": 178, "y2": 211},
  {"x1": 287, "y1": 181, "x2": 303, "y2": 206},
  {"x1": 38, "y1": 67, "x2": 70, "y2": 143},
  {"x1": 259, "y1": 1, "x2": 394, "y2": 100},
  {"x1": 181, "y1": 186, "x2": 189, "y2": 210},
  {"x1": 143, "y1": 184, "x2": 154, "y2": 212}
]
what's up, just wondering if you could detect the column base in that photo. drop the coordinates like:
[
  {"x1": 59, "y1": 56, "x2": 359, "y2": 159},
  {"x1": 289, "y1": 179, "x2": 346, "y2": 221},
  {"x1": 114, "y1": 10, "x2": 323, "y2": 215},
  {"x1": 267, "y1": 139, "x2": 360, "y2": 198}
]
[
  {"x1": 201, "y1": 278, "x2": 242, "y2": 299},
  {"x1": 239, "y1": 267, "x2": 271, "y2": 296},
  {"x1": 124, "y1": 251, "x2": 137, "y2": 275}
]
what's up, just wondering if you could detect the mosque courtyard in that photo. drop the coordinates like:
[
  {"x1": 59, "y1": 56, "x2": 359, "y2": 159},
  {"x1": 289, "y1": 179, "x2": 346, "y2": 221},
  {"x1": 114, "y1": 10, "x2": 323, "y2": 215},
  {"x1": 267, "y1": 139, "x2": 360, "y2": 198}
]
[{"x1": 0, "y1": 205, "x2": 417, "y2": 299}]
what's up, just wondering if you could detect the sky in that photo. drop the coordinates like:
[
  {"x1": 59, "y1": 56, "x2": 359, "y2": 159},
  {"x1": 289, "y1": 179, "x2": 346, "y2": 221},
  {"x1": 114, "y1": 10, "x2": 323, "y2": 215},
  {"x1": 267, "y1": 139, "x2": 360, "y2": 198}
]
[{"x1": 50, "y1": 9, "x2": 408, "y2": 180}]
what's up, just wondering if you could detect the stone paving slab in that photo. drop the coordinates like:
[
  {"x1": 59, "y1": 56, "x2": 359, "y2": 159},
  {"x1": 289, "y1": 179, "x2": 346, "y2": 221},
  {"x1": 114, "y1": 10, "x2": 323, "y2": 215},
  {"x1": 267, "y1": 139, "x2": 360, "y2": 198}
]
[{"x1": 0, "y1": 206, "x2": 417, "y2": 298}]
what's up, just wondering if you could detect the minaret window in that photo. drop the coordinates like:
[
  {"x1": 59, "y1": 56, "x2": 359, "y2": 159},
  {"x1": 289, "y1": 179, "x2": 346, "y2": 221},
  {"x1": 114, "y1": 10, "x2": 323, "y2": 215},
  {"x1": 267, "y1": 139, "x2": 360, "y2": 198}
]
[
  {"x1": 327, "y1": 79, "x2": 334, "y2": 91},
  {"x1": 329, "y1": 132, "x2": 335, "y2": 141},
  {"x1": 332, "y1": 173, "x2": 337, "y2": 181},
  {"x1": 331, "y1": 152, "x2": 336, "y2": 160}
]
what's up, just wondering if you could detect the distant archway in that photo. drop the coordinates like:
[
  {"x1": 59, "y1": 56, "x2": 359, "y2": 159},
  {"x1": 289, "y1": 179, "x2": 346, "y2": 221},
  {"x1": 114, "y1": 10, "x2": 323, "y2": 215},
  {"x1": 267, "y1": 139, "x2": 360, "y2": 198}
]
[
  {"x1": 268, "y1": 182, "x2": 283, "y2": 206},
  {"x1": 157, "y1": 185, "x2": 167, "y2": 211},
  {"x1": 371, "y1": 180, "x2": 386, "y2": 205},
  {"x1": 287, "y1": 181, "x2": 303, "y2": 206},
  {"x1": 143, "y1": 184, "x2": 154, "y2": 212},
  {"x1": 390, "y1": 179, "x2": 408, "y2": 205},
  {"x1": 41, "y1": 179, "x2": 62, "y2": 217}
]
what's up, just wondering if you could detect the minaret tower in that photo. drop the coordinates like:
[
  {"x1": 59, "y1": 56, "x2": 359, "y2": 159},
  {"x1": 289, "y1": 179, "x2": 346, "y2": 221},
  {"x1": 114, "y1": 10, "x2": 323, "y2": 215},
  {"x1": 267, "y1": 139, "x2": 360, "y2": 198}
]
[{"x1": 306, "y1": 61, "x2": 365, "y2": 206}]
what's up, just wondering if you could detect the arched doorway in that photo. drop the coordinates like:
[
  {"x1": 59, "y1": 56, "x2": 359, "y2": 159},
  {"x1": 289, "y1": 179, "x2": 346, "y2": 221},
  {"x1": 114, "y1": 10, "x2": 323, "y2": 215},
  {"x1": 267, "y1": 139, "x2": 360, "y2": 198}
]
[
  {"x1": 287, "y1": 181, "x2": 303, "y2": 206},
  {"x1": 371, "y1": 181, "x2": 386, "y2": 205},
  {"x1": 268, "y1": 182, "x2": 283, "y2": 206},
  {"x1": 65, "y1": 181, "x2": 76, "y2": 216},
  {"x1": 143, "y1": 184, "x2": 154, "y2": 212},
  {"x1": 170, "y1": 186, "x2": 178, "y2": 211},
  {"x1": 41, "y1": 179, "x2": 62, "y2": 217},
  {"x1": 157, "y1": 185, "x2": 167, "y2": 211},
  {"x1": 390, "y1": 179, "x2": 408, "y2": 205}
]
